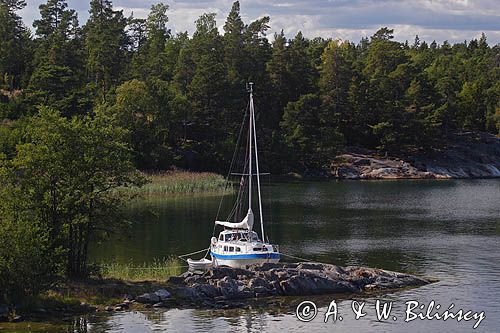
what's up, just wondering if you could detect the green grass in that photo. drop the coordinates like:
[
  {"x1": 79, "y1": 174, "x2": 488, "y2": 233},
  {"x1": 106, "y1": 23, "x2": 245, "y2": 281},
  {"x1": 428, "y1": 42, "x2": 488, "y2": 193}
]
[
  {"x1": 129, "y1": 171, "x2": 230, "y2": 196},
  {"x1": 98, "y1": 257, "x2": 185, "y2": 281},
  {"x1": 8, "y1": 259, "x2": 187, "y2": 320}
]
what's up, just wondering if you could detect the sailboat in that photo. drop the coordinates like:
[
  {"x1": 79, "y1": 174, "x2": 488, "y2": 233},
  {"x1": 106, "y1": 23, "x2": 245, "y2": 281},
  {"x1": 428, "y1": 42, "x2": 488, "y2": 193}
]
[{"x1": 187, "y1": 83, "x2": 281, "y2": 269}]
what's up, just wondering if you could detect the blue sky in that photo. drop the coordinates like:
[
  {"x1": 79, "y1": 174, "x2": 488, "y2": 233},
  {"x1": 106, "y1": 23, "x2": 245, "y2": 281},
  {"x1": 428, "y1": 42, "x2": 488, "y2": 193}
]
[{"x1": 21, "y1": 0, "x2": 500, "y2": 44}]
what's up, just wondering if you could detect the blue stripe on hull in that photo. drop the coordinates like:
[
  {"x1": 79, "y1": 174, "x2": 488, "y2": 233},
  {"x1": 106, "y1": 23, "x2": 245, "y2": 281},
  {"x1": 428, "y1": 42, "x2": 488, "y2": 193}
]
[{"x1": 211, "y1": 252, "x2": 280, "y2": 260}]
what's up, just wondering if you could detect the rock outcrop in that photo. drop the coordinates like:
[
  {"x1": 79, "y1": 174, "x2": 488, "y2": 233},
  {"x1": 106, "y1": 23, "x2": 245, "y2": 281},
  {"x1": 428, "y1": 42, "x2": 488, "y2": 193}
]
[
  {"x1": 332, "y1": 132, "x2": 500, "y2": 179},
  {"x1": 155, "y1": 262, "x2": 432, "y2": 307}
]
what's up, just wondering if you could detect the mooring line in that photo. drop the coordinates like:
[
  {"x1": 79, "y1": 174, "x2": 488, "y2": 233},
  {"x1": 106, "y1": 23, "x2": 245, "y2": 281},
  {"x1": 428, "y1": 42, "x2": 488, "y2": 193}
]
[
  {"x1": 178, "y1": 247, "x2": 211, "y2": 261},
  {"x1": 178, "y1": 249, "x2": 316, "y2": 265},
  {"x1": 281, "y1": 253, "x2": 315, "y2": 262},
  {"x1": 101, "y1": 265, "x2": 190, "y2": 270}
]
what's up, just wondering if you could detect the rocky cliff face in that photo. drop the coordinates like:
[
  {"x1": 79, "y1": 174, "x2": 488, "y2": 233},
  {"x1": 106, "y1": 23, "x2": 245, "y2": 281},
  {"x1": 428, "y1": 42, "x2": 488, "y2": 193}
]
[{"x1": 332, "y1": 132, "x2": 500, "y2": 179}]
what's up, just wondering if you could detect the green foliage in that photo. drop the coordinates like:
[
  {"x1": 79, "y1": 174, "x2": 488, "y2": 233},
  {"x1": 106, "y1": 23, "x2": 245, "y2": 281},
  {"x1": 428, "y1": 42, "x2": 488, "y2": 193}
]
[
  {"x1": 85, "y1": 0, "x2": 129, "y2": 102},
  {"x1": 1, "y1": 107, "x2": 145, "y2": 279},
  {"x1": 320, "y1": 40, "x2": 356, "y2": 142},
  {"x1": 0, "y1": 118, "x2": 25, "y2": 158},
  {"x1": 129, "y1": 3, "x2": 170, "y2": 81},
  {"x1": 282, "y1": 94, "x2": 343, "y2": 170},
  {"x1": 0, "y1": 170, "x2": 61, "y2": 302},
  {"x1": 1, "y1": 0, "x2": 499, "y2": 175},
  {"x1": 0, "y1": 0, "x2": 31, "y2": 89},
  {"x1": 0, "y1": 215, "x2": 60, "y2": 302},
  {"x1": 29, "y1": 0, "x2": 86, "y2": 117},
  {"x1": 105, "y1": 79, "x2": 172, "y2": 169},
  {"x1": 0, "y1": 0, "x2": 499, "y2": 302},
  {"x1": 33, "y1": 0, "x2": 79, "y2": 41}
]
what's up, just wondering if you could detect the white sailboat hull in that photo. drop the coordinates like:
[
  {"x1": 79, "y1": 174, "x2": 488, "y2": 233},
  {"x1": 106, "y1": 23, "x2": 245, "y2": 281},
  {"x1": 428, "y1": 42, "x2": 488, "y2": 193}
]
[
  {"x1": 210, "y1": 239, "x2": 280, "y2": 268},
  {"x1": 211, "y1": 253, "x2": 280, "y2": 268}
]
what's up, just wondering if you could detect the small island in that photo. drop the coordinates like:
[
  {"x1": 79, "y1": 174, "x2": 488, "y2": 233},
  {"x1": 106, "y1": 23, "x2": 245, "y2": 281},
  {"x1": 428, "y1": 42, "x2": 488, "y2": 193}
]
[
  {"x1": 0, "y1": 262, "x2": 434, "y2": 321},
  {"x1": 159, "y1": 262, "x2": 433, "y2": 308}
]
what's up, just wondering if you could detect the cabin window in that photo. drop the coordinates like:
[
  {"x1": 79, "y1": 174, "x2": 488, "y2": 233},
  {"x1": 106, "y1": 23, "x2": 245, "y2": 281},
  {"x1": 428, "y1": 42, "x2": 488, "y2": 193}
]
[
  {"x1": 235, "y1": 247, "x2": 241, "y2": 252},
  {"x1": 253, "y1": 247, "x2": 262, "y2": 251},
  {"x1": 223, "y1": 246, "x2": 228, "y2": 251},
  {"x1": 229, "y1": 246, "x2": 234, "y2": 252},
  {"x1": 225, "y1": 233, "x2": 237, "y2": 241},
  {"x1": 219, "y1": 235, "x2": 224, "y2": 241}
]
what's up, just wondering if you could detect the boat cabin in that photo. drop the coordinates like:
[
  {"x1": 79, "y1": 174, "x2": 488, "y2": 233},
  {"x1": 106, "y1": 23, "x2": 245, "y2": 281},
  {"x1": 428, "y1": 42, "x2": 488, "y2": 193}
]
[{"x1": 218, "y1": 230, "x2": 260, "y2": 242}]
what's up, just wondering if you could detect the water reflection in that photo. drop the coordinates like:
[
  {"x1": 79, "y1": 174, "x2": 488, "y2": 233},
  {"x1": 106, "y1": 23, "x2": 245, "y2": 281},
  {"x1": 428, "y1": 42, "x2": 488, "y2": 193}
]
[{"x1": 6, "y1": 179, "x2": 499, "y2": 332}]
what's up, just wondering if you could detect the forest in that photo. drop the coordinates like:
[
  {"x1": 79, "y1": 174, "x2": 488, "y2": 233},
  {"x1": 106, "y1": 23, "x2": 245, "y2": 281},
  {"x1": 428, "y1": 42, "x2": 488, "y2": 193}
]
[
  {"x1": 1, "y1": 0, "x2": 499, "y2": 173},
  {"x1": 0, "y1": 0, "x2": 499, "y2": 302}
]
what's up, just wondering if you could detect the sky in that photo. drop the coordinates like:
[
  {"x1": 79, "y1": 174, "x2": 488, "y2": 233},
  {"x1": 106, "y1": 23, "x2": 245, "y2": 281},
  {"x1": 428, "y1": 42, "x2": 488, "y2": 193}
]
[{"x1": 20, "y1": 0, "x2": 500, "y2": 44}]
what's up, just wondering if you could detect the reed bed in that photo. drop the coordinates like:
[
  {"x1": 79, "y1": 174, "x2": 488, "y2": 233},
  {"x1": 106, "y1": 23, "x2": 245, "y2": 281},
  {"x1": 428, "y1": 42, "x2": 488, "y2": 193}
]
[
  {"x1": 99, "y1": 257, "x2": 185, "y2": 281},
  {"x1": 130, "y1": 171, "x2": 229, "y2": 196}
]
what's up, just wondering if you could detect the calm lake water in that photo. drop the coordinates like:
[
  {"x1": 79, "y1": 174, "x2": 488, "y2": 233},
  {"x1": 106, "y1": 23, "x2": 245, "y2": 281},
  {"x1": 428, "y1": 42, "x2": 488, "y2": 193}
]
[{"x1": 3, "y1": 179, "x2": 500, "y2": 332}]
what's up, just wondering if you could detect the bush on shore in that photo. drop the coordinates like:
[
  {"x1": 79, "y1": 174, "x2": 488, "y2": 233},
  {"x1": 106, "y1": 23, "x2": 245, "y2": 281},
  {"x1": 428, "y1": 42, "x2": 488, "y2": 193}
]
[{"x1": 0, "y1": 216, "x2": 61, "y2": 304}]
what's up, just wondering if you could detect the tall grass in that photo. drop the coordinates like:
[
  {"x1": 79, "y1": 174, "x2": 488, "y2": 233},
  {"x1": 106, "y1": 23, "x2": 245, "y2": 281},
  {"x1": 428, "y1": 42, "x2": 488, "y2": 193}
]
[
  {"x1": 129, "y1": 171, "x2": 230, "y2": 196},
  {"x1": 99, "y1": 257, "x2": 185, "y2": 281}
]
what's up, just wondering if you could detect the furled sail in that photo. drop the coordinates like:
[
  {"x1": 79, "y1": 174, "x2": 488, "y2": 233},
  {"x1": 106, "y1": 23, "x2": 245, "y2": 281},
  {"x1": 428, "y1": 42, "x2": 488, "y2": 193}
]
[{"x1": 215, "y1": 209, "x2": 254, "y2": 230}]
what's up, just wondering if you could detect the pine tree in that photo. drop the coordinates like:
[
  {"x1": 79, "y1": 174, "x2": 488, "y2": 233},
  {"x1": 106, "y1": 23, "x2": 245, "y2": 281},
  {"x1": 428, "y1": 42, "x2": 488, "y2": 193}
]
[
  {"x1": 0, "y1": 0, "x2": 31, "y2": 89},
  {"x1": 281, "y1": 94, "x2": 342, "y2": 170},
  {"x1": 130, "y1": 3, "x2": 170, "y2": 81},
  {"x1": 33, "y1": 0, "x2": 78, "y2": 39},
  {"x1": 266, "y1": 31, "x2": 290, "y2": 128},
  {"x1": 223, "y1": 1, "x2": 245, "y2": 84},
  {"x1": 319, "y1": 40, "x2": 355, "y2": 142},
  {"x1": 85, "y1": 0, "x2": 129, "y2": 102},
  {"x1": 29, "y1": 0, "x2": 85, "y2": 116},
  {"x1": 288, "y1": 31, "x2": 315, "y2": 100}
]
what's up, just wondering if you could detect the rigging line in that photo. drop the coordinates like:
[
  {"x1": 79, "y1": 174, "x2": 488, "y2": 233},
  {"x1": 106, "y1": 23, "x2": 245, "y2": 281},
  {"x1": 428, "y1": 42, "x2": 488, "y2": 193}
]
[
  {"x1": 251, "y1": 90, "x2": 265, "y2": 242},
  {"x1": 217, "y1": 100, "x2": 249, "y2": 217},
  {"x1": 229, "y1": 110, "x2": 250, "y2": 222},
  {"x1": 267, "y1": 173, "x2": 273, "y2": 242},
  {"x1": 237, "y1": 127, "x2": 250, "y2": 221},
  {"x1": 213, "y1": 99, "x2": 250, "y2": 236},
  {"x1": 226, "y1": 129, "x2": 250, "y2": 222}
]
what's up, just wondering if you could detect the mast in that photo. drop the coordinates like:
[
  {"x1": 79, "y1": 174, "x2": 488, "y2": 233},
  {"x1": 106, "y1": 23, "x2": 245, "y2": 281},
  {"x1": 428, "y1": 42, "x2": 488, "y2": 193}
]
[
  {"x1": 248, "y1": 83, "x2": 265, "y2": 242},
  {"x1": 248, "y1": 83, "x2": 253, "y2": 212}
]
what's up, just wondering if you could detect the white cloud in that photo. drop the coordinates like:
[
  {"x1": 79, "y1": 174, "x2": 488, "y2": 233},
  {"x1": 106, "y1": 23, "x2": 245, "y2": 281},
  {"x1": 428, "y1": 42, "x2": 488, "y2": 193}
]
[{"x1": 19, "y1": 0, "x2": 500, "y2": 44}]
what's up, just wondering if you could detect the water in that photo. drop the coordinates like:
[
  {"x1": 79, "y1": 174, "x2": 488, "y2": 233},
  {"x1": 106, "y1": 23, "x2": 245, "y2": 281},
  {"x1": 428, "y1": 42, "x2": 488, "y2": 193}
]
[{"x1": 4, "y1": 179, "x2": 500, "y2": 332}]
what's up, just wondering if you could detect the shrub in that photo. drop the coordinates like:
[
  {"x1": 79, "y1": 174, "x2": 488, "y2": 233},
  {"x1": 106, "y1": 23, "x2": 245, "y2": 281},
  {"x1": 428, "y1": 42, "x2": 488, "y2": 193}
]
[{"x1": 0, "y1": 217, "x2": 61, "y2": 303}]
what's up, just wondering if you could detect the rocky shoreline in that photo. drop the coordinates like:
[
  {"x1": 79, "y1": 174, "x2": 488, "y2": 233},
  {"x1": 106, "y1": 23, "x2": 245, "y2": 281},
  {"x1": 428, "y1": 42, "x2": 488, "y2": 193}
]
[
  {"x1": 331, "y1": 132, "x2": 500, "y2": 179},
  {"x1": 0, "y1": 262, "x2": 435, "y2": 322},
  {"x1": 130, "y1": 262, "x2": 433, "y2": 309}
]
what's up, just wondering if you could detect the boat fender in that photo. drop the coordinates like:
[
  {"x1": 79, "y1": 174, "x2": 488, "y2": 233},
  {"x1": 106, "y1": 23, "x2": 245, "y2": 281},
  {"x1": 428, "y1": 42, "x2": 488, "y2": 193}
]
[{"x1": 211, "y1": 237, "x2": 217, "y2": 245}]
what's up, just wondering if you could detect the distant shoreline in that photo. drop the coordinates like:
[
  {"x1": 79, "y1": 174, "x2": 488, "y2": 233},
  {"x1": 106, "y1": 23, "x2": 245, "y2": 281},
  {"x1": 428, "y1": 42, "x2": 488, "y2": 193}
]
[
  {"x1": 304, "y1": 132, "x2": 500, "y2": 180},
  {"x1": 126, "y1": 132, "x2": 500, "y2": 189}
]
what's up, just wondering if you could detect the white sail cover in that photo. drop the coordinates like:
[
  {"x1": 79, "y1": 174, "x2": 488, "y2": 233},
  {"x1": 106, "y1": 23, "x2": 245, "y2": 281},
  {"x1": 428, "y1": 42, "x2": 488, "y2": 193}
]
[{"x1": 215, "y1": 209, "x2": 254, "y2": 230}]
